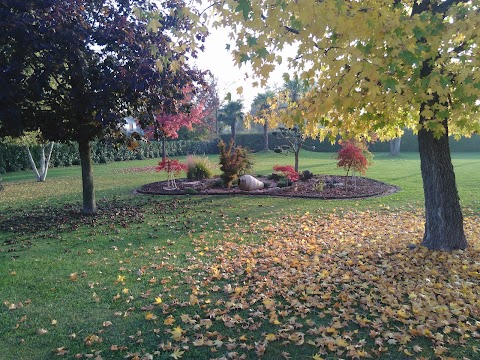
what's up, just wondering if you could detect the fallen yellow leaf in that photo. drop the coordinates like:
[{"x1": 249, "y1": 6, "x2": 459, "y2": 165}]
[
  {"x1": 153, "y1": 296, "x2": 162, "y2": 305},
  {"x1": 164, "y1": 316, "x2": 175, "y2": 325},
  {"x1": 265, "y1": 333, "x2": 277, "y2": 341},
  {"x1": 145, "y1": 312, "x2": 157, "y2": 321},
  {"x1": 170, "y1": 349, "x2": 185, "y2": 359}
]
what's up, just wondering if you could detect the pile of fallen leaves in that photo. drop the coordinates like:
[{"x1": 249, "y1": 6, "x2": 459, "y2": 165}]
[
  {"x1": 118, "y1": 166, "x2": 158, "y2": 173},
  {"x1": 111, "y1": 210, "x2": 480, "y2": 360},
  {"x1": 18, "y1": 208, "x2": 479, "y2": 359}
]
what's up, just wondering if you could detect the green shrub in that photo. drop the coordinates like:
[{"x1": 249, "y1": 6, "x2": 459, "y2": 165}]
[
  {"x1": 186, "y1": 155, "x2": 215, "y2": 181},
  {"x1": 301, "y1": 170, "x2": 314, "y2": 181},
  {"x1": 218, "y1": 139, "x2": 254, "y2": 188},
  {"x1": 184, "y1": 187, "x2": 198, "y2": 195},
  {"x1": 267, "y1": 173, "x2": 282, "y2": 181},
  {"x1": 277, "y1": 178, "x2": 291, "y2": 188},
  {"x1": 212, "y1": 178, "x2": 224, "y2": 188}
]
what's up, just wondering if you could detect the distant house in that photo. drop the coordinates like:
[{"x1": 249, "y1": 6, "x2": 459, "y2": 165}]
[{"x1": 123, "y1": 116, "x2": 144, "y2": 136}]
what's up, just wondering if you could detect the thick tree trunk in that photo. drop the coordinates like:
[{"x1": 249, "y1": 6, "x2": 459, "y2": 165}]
[
  {"x1": 418, "y1": 121, "x2": 466, "y2": 250},
  {"x1": 263, "y1": 121, "x2": 269, "y2": 151},
  {"x1": 389, "y1": 137, "x2": 401, "y2": 156},
  {"x1": 79, "y1": 140, "x2": 97, "y2": 215}
]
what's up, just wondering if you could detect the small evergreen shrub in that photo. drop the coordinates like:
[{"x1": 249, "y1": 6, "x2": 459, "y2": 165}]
[
  {"x1": 267, "y1": 173, "x2": 282, "y2": 181},
  {"x1": 277, "y1": 178, "x2": 291, "y2": 188},
  {"x1": 184, "y1": 187, "x2": 198, "y2": 195},
  {"x1": 186, "y1": 155, "x2": 215, "y2": 181},
  {"x1": 212, "y1": 178, "x2": 224, "y2": 188},
  {"x1": 218, "y1": 139, "x2": 253, "y2": 188},
  {"x1": 301, "y1": 170, "x2": 314, "y2": 181}
]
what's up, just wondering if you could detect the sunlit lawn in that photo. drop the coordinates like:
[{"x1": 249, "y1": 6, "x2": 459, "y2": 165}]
[{"x1": 1, "y1": 151, "x2": 480, "y2": 359}]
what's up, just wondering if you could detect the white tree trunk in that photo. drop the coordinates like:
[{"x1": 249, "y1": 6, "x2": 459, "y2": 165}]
[
  {"x1": 40, "y1": 142, "x2": 54, "y2": 182},
  {"x1": 26, "y1": 146, "x2": 41, "y2": 181},
  {"x1": 26, "y1": 142, "x2": 54, "y2": 182}
]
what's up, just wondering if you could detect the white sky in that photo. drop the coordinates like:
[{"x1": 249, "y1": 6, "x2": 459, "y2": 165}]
[{"x1": 193, "y1": 26, "x2": 294, "y2": 112}]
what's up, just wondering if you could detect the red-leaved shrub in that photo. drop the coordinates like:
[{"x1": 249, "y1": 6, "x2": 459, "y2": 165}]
[
  {"x1": 156, "y1": 158, "x2": 187, "y2": 189},
  {"x1": 273, "y1": 165, "x2": 300, "y2": 182},
  {"x1": 336, "y1": 140, "x2": 372, "y2": 189}
]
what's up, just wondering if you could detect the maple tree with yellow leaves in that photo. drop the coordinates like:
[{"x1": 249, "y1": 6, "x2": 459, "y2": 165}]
[{"x1": 203, "y1": 0, "x2": 480, "y2": 251}]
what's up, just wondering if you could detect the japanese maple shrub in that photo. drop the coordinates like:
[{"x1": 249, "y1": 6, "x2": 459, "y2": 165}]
[
  {"x1": 218, "y1": 139, "x2": 253, "y2": 188},
  {"x1": 156, "y1": 158, "x2": 188, "y2": 190},
  {"x1": 336, "y1": 140, "x2": 372, "y2": 190},
  {"x1": 273, "y1": 165, "x2": 300, "y2": 183}
]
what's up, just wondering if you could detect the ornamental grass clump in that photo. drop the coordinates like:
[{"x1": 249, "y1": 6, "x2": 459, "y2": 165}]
[{"x1": 185, "y1": 155, "x2": 215, "y2": 181}]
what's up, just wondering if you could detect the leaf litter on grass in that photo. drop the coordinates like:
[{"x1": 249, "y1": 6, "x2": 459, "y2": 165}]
[
  {"x1": 6, "y1": 206, "x2": 480, "y2": 359},
  {"x1": 62, "y1": 209, "x2": 480, "y2": 360}
]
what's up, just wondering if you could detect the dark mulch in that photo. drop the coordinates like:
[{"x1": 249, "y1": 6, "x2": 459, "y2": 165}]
[{"x1": 136, "y1": 175, "x2": 398, "y2": 200}]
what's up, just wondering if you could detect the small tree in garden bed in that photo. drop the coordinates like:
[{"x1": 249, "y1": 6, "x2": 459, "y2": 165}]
[
  {"x1": 218, "y1": 139, "x2": 253, "y2": 188},
  {"x1": 272, "y1": 125, "x2": 315, "y2": 173},
  {"x1": 336, "y1": 140, "x2": 372, "y2": 190},
  {"x1": 156, "y1": 159, "x2": 187, "y2": 190},
  {"x1": 273, "y1": 165, "x2": 300, "y2": 183}
]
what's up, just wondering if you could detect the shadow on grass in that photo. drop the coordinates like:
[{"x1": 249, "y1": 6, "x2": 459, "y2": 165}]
[
  {"x1": 0, "y1": 195, "x2": 213, "y2": 236},
  {"x1": 0, "y1": 195, "x2": 199, "y2": 243}
]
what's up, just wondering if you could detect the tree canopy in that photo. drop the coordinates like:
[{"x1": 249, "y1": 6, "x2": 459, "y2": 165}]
[
  {"x1": 0, "y1": 0, "x2": 207, "y2": 213},
  {"x1": 210, "y1": 0, "x2": 479, "y2": 139},
  {"x1": 217, "y1": 100, "x2": 244, "y2": 143},
  {"x1": 0, "y1": 0, "x2": 206, "y2": 141}
]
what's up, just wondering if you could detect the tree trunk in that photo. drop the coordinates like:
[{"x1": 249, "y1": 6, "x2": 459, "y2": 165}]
[
  {"x1": 389, "y1": 137, "x2": 401, "y2": 156},
  {"x1": 79, "y1": 139, "x2": 97, "y2": 215},
  {"x1": 231, "y1": 121, "x2": 236, "y2": 145},
  {"x1": 26, "y1": 146, "x2": 41, "y2": 181},
  {"x1": 263, "y1": 121, "x2": 269, "y2": 151},
  {"x1": 418, "y1": 121, "x2": 466, "y2": 250},
  {"x1": 162, "y1": 136, "x2": 167, "y2": 162},
  {"x1": 39, "y1": 142, "x2": 54, "y2": 182},
  {"x1": 294, "y1": 151, "x2": 299, "y2": 173}
]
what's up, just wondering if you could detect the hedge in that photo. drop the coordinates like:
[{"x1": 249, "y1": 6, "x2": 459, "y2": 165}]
[
  {"x1": 1, "y1": 130, "x2": 479, "y2": 174},
  {"x1": 0, "y1": 140, "x2": 218, "y2": 174},
  {"x1": 228, "y1": 130, "x2": 480, "y2": 153}
]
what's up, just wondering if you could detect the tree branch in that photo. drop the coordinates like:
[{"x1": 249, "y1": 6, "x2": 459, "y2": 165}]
[
  {"x1": 199, "y1": 2, "x2": 222, "y2": 17},
  {"x1": 434, "y1": 0, "x2": 470, "y2": 15},
  {"x1": 284, "y1": 25, "x2": 300, "y2": 35}
]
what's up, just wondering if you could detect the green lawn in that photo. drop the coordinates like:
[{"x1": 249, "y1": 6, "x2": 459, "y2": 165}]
[
  {"x1": 2, "y1": 151, "x2": 480, "y2": 214},
  {"x1": 1, "y1": 151, "x2": 480, "y2": 360}
]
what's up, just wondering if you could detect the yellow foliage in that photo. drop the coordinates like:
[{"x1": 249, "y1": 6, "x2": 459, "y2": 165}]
[{"x1": 209, "y1": 0, "x2": 480, "y2": 139}]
